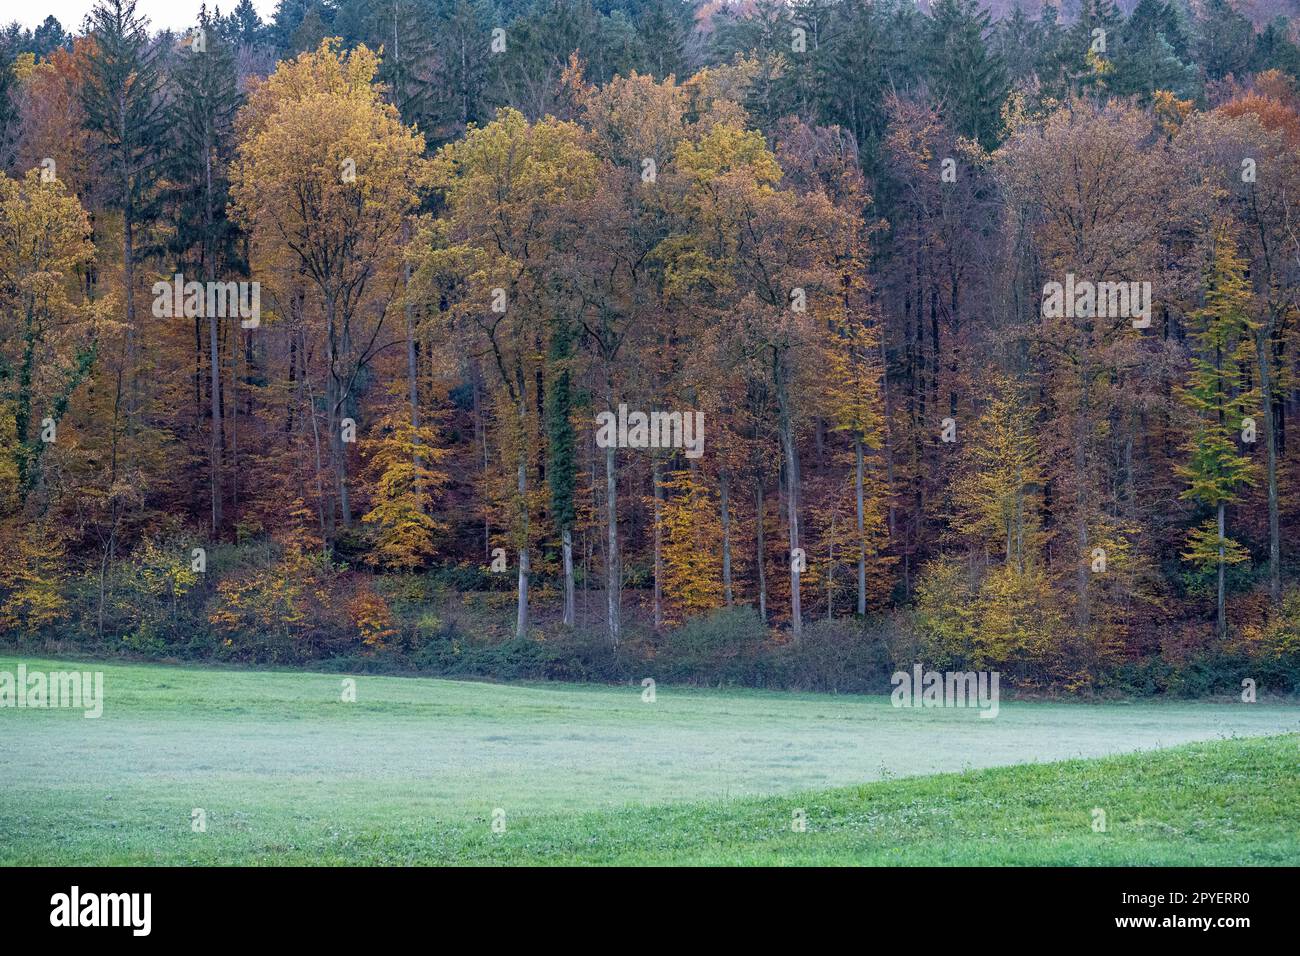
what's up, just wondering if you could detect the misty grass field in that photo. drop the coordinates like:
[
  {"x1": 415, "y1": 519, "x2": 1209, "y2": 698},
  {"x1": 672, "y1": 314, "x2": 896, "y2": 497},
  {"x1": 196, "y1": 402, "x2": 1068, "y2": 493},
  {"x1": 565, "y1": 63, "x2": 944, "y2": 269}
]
[{"x1": 1, "y1": 655, "x2": 1298, "y2": 865}]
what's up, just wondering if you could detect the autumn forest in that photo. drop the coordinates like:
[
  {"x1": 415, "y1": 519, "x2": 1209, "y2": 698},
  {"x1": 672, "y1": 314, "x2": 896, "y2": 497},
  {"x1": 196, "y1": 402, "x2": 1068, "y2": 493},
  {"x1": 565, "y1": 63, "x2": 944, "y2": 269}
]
[{"x1": 3, "y1": 0, "x2": 1300, "y2": 695}]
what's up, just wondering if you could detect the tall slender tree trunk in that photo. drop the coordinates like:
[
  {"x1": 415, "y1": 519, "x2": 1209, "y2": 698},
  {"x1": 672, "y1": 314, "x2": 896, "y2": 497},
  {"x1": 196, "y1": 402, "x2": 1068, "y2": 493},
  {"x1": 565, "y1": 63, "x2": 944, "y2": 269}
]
[
  {"x1": 881, "y1": 329, "x2": 896, "y2": 541},
  {"x1": 230, "y1": 325, "x2": 240, "y2": 524},
  {"x1": 15, "y1": 306, "x2": 35, "y2": 497},
  {"x1": 193, "y1": 317, "x2": 202, "y2": 416},
  {"x1": 123, "y1": 208, "x2": 138, "y2": 443},
  {"x1": 605, "y1": 440, "x2": 620, "y2": 644},
  {"x1": 720, "y1": 469, "x2": 733, "y2": 606},
  {"x1": 1257, "y1": 319, "x2": 1281, "y2": 603},
  {"x1": 203, "y1": 141, "x2": 223, "y2": 536},
  {"x1": 328, "y1": 395, "x2": 347, "y2": 531},
  {"x1": 1217, "y1": 502, "x2": 1227, "y2": 641},
  {"x1": 473, "y1": 375, "x2": 490, "y2": 557},
  {"x1": 755, "y1": 481, "x2": 767, "y2": 623},
  {"x1": 516, "y1": 387, "x2": 530, "y2": 640},
  {"x1": 1075, "y1": 379, "x2": 1091, "y2": 635},
  {"x1": 1248, "y1": 198, "x2": 1283, "y2": 603},
  {"x1": 337, "y1": 426, "x2": 351, "y2": 529},
  {"x1": 286, "y1": 331, "x2": 297, "y2": 435},
  {"x1": 855, "y1": 434, "x2": 866, "y2": 615},
  {"x1": 404, "y1": 252, "x2": 424, "y2": 511},
  {"x1": 604, "y1": 378, "x2": 621, "y2": 645},
  {"x1": 516, "y1": 462, "x2": 530, "y2": 639},
  {"x1": 208, "y1": 313, "x2": 223, "y2": 535},
  {"x1": 826, "y1": 533, "x2": 834, "y2": 620},
  {"x1": 324, "y1": 295, "x2": 341, "y2": 537},
  {"x1": 204, "y1": 284, "x2": 221, "y2": 537},
  {"x1": 305, "y1": 364, "x2": 327, "y2": 540},
  {"x1": 561, "y1": 528, "x2": 575, "y2": 627},
  {"x1": 778, "y1": 369, "x2": 802, "y2": 640},
  {"x1": 653, "y1": 456, "x2": 663, "y2": 629}
]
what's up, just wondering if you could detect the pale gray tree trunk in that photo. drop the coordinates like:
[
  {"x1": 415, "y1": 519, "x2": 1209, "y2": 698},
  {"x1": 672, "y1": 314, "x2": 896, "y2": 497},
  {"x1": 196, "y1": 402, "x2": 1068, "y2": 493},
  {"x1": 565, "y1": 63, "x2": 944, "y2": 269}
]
[
  {"x1": 562, "y1": 528, "x2": 575, "y2": 627},
  {"x1": 606, "y1": 440, "x2": 620, "y2": 644}
]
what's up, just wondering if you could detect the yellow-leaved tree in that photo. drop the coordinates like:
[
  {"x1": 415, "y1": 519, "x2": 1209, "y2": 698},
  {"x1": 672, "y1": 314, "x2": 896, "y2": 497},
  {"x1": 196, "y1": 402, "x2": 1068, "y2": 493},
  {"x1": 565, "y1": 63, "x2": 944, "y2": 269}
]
[
  {"x1": 0, "y1": 169, "x2": 100, "y2": 638},
  {"x1": 0, "y1": 169, "x2": 100, "y2": 507},
  {"x1": 412, "y1": 107, "x2": 599, "y2": 639},
  {"x1": 361, "y1": 408, "x2": 450, "y2": 569},
  {"x1": 926, "y1": 378, "x2": 1067, "y2": 678},
  {"x1": 948, "y1": 377, "x2": 1045, "y2": 571},
  {"x1": 229, "y1": 38, "x2": 430, "y2": 540},
  {"x1": 660, "y1": 470, "x2": 724, "y2": 622}
]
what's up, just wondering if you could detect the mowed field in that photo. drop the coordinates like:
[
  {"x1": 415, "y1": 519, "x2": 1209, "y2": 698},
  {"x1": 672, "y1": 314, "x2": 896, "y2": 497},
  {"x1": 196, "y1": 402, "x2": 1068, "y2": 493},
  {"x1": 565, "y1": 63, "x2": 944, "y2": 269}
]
[{"x1": 1, "y1": 656, "x2": 1298, "y2": 865}]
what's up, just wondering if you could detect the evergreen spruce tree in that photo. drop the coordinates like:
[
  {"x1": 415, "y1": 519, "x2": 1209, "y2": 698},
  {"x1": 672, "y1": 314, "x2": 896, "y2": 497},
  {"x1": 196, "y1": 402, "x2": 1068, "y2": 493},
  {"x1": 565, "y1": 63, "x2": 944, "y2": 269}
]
[
  {"x1": 31, "y1": 16, "x2": 71, "y2": 59},
  {"x1": 224, "y1": 0, "x2": 266, "y2": 46},
  {"x1": 994, "y1": 5, "x2": 1044, "y2": 87},
  {"x1": 1111, "y1": 0, "x2": 1197, "y2": 101},
  {"x1": 815, "y1": 0, "x2": 899, "y2": 177},
  {"x1": 923, "y1": 0, "x2": 1009, "y2": 151},
  {"x1": 427, "y1": 0, "x2": 494, "y2": 143},
  {"x1": 1039, "y1": 0, "x2": 1122, "y2": 100},
  {"x1": 269, "y1": 0, "x2": 320, "y2": 55},
  {"x1": 167, "y1": 10, "x2": 243, "y2": 534},
  {"x1": 290, "y1": 5, "x2": 333, "y2": 54},
  {"x1": 1249, "y1": 18, "x2": 1300, "y2": 79},
  {"x1": 632, "y1": 0, "x2": 692, "y2": 81},
  {"x1": 0, "y1": 30, "x2": 18, "y2": 167},
  {"x1": 709, "y1": 0, "x2": 798, "y2": 134},
  {"x1": 361, "y1": 0, "x2": 438, "y2": 127},
  {"x1": 1196, "y1": 0, "x2": 1254, "y2": 82},
  {"x1": 82, "y1": 0, "x2": 169, "y2": 447}
]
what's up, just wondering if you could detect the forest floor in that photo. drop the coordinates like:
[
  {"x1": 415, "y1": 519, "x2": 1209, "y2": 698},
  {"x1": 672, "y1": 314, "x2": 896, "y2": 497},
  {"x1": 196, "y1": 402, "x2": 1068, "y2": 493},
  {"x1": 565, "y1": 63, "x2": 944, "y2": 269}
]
[{"x1": 2, "y1": 655, "x2": 1297, "y2": 864}]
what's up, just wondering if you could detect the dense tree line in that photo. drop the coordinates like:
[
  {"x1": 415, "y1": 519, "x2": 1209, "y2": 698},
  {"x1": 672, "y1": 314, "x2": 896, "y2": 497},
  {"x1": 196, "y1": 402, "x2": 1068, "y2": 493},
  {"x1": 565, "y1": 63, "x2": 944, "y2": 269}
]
[{"x1": 2, "y1": 0, "x2": 1300, "y2": 692}]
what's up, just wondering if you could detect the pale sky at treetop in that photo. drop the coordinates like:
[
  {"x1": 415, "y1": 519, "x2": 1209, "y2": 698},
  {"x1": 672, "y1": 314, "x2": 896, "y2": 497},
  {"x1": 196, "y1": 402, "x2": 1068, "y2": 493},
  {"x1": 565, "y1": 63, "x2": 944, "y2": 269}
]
[{"x1": 9, "y1": 1, "x2": 280, "y2": 34}]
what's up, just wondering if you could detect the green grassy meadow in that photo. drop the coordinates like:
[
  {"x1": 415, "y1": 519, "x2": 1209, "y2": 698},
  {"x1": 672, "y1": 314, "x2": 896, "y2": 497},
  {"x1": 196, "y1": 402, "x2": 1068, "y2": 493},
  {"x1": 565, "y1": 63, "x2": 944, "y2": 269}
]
[{"x1": 1, "y1": 655, "x2": 1297, "y2": 864}]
